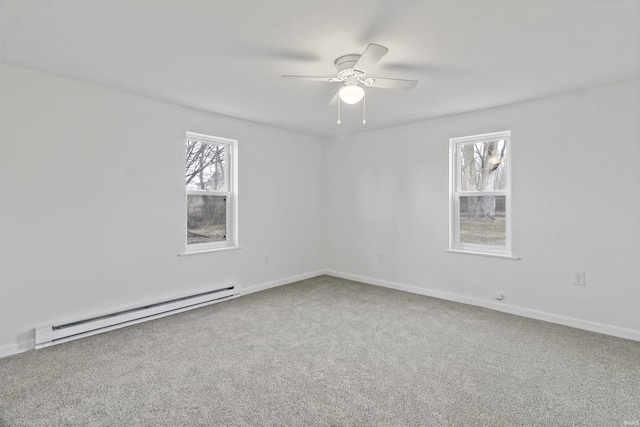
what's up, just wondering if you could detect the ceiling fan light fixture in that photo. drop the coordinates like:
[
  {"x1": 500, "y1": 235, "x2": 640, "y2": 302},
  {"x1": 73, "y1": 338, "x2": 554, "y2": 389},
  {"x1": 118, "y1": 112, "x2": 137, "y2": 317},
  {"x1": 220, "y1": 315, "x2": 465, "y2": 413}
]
[
  {"x1": 282, "y1": 44, "x2": 418, "y2": 123},
  {"x1": 339, "y1": 84, "x2": 365, "y2": 104}
]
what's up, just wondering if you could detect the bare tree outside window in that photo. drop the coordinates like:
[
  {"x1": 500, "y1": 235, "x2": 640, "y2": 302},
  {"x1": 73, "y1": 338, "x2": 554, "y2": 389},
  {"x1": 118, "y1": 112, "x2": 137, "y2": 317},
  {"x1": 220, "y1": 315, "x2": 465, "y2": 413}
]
[
  {"x1": 186, "y1": 139, "x2": 227, "y2": 245},
  {"x1": 186, "y1": 140, "x2": 226, "y2": 191},
  {"x1": 458, "y1": 139, "x2": 508, "y2": 245},
  {"x1": 459, "y1": 195, "x2": 506, "y2": 245},
  {"x1": 450, "y1": 132, "x2": 511, "y2": 255}
]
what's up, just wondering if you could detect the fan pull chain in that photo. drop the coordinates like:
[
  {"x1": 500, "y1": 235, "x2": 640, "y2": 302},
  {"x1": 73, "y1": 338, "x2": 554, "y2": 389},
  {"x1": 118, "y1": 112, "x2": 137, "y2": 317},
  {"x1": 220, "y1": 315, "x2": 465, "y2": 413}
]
[
  {"x1": 362, "y1": 93, "x2": 366, "y2": 124},
  {"x1": 337, "y1": 98, "x2": 341, "y2": 124}
]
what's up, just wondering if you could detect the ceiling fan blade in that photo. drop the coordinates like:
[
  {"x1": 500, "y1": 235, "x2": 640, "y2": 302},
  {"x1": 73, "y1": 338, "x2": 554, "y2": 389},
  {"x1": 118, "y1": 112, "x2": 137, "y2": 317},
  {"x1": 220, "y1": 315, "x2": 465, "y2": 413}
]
[
  {"x1": 281, "y1": 75, "x2": 340, "y2": 82},
  {"x1": 353, "y1": 43, "x2": 388, "y2": 76},
  {"x1": 363, "y1": 77, "x2": 418, "y2": 90}
]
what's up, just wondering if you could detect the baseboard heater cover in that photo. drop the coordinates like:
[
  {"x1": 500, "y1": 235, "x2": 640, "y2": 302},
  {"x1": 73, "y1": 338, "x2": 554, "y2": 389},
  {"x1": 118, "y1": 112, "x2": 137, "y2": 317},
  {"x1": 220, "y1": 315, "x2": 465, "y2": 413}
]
[{"x1": 35, "y1": 284, "x2": 240, "y2": 349}]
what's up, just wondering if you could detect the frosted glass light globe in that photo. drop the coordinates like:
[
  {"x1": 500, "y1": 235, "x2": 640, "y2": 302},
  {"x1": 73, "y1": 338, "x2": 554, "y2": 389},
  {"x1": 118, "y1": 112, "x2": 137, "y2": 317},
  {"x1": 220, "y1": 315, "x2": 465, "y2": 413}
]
[{"x1": 339, "y1": 84, "x2": 365, "y2": 104}]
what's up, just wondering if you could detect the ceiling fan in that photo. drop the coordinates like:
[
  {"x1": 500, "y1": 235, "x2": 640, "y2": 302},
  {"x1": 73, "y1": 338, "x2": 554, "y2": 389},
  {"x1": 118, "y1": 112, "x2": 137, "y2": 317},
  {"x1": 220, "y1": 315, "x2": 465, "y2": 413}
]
[{"x1": 282, "y1": 43, "x2": 418, "y2": 123}]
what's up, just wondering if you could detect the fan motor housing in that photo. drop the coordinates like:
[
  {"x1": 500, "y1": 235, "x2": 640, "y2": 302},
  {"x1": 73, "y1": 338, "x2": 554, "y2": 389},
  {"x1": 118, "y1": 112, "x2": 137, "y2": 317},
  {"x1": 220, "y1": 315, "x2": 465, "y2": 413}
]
[{"x1": 335, "y1": 54, "x2": 364, "y2": 80}]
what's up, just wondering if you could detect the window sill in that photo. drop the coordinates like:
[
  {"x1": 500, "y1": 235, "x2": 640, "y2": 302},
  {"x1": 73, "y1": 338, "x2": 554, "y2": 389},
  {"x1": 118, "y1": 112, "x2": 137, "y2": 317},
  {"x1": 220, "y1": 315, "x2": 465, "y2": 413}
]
[
  {"x1": 179, "y1": 246, "x2": 242, "y2": 257},
  {"x1": 444, "y1": 249, "x2": 520, "y2": 260}
]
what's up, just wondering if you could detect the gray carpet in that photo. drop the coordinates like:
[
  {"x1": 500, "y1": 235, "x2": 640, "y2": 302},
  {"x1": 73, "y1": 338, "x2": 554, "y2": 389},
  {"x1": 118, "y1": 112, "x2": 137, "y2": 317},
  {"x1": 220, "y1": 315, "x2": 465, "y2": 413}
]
[{"x1": 1, "y1": 275, "x2": 639, "y2": 426}]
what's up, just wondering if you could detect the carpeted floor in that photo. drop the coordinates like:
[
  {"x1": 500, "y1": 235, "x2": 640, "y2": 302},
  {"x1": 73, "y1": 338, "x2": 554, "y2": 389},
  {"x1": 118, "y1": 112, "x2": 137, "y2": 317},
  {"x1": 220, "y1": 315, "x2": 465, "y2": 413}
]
[{"x1": 1, "y1": 275, "x2": 639, "y2": 426}]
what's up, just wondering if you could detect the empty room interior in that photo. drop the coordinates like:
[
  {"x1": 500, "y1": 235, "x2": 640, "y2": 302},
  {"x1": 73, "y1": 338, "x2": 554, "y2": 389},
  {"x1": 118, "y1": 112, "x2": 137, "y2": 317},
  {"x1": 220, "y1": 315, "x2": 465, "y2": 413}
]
[{"x1": 1, "y1": 1, "x2": 639, "y2": 426}]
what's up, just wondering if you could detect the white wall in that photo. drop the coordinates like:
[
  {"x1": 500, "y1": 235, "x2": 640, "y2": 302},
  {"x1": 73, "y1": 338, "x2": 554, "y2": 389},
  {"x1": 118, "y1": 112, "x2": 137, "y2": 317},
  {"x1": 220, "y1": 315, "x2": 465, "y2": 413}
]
[
  {"x1": 0, "y1": 64, "x2": 326, "y2": 356},
  {"x1": 324, "y1": 79, "x2": 640, "y2": 339},
  {"x1": 1, "y1": 64, "x2": 638, "y2": 358}
]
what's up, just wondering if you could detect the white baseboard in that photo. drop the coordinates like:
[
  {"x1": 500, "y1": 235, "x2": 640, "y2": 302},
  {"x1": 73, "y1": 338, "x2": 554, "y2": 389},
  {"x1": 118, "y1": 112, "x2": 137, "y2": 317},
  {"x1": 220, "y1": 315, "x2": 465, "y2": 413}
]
[
  {"x1": 0, "y1": 342, "x2": 30, "y2": 359},
  {"x1": 241, "y1": 270, "x2": 326, "y2": 296},
  {"x1": 324, "y1": 269, "x2": 640, "y2": 342}
]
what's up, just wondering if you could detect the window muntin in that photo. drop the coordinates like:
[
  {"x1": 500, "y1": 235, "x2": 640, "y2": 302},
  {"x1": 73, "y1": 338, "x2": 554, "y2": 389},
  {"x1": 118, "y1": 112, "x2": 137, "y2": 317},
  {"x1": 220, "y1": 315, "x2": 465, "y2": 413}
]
[
  {"x1": 185, "y1": 132, "x2": 236, "y2": 253},
  {"x1": 450, "y1": 131, "x2": 511, "y2": 256}
]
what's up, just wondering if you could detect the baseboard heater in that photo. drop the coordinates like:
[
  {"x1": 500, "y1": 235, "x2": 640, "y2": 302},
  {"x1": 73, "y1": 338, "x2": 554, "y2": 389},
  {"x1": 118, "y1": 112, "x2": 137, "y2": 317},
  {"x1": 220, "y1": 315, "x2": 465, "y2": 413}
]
[{"x1": 34, "y1": 284, "x2": 240, "y2": 349}]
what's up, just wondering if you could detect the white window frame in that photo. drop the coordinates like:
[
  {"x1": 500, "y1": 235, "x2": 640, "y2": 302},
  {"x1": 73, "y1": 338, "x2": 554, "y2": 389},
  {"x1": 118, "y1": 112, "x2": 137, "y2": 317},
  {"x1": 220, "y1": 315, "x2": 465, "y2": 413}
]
[
  {"x1": 449, "y1": 130, "x2": 513, "y2": 258},
  {"x1": 184, "y1": 132, "x2": 238, "y2": 255}
]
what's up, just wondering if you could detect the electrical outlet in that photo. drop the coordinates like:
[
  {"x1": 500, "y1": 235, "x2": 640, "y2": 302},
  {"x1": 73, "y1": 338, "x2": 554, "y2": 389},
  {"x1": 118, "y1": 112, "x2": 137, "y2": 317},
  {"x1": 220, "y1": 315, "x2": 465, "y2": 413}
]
[
  {"x1": 573, "y1": 272, "x2": 585, "y2": 286},
  {"x1": 264, "y1": 255, "x2": 270, "y2": 265},
  {"x1": 378, "y1": 253, "x2": 384, "y2": 262}
]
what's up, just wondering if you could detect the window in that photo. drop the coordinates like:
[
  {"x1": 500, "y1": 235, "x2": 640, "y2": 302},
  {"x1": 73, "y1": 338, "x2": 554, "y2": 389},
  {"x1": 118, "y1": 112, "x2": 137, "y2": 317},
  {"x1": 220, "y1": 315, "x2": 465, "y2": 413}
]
[
  {"x1": 449, "y1": 131, "x2": 512, "y2": 257},
  {"x1": 185, "y1": 132, "x2": 237, "y2": 253}
]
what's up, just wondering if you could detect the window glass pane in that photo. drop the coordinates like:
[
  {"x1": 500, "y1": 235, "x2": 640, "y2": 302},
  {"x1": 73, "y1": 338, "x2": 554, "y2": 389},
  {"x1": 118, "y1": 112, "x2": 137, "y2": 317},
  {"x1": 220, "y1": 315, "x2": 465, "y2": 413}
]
[
  {"x1": 187, "y1": 195, "x2": 226, "y2": 245},
  {"x1": 185, "y1": 140, "x2": 226, "y2": 191},
  {"x1": 459, "y1": 195, "x2": 506, "y2": 246},
  {"x1": 459, "y1": 139, "x2": 508, "y2": 191}
]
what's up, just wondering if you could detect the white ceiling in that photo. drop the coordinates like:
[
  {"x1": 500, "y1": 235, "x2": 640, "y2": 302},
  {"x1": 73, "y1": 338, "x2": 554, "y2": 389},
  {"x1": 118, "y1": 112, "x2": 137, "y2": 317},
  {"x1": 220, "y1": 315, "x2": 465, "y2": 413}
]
[{"x1": 1, "y1": 0, "x2": 639, "y2": 139}]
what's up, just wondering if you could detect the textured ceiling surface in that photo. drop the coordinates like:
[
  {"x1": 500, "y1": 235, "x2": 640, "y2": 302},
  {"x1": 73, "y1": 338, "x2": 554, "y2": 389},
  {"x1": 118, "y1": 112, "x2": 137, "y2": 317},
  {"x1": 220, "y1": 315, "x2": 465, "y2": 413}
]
[{"x1": 1, "y1": 0, "x2": 639, "y2": 139}]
